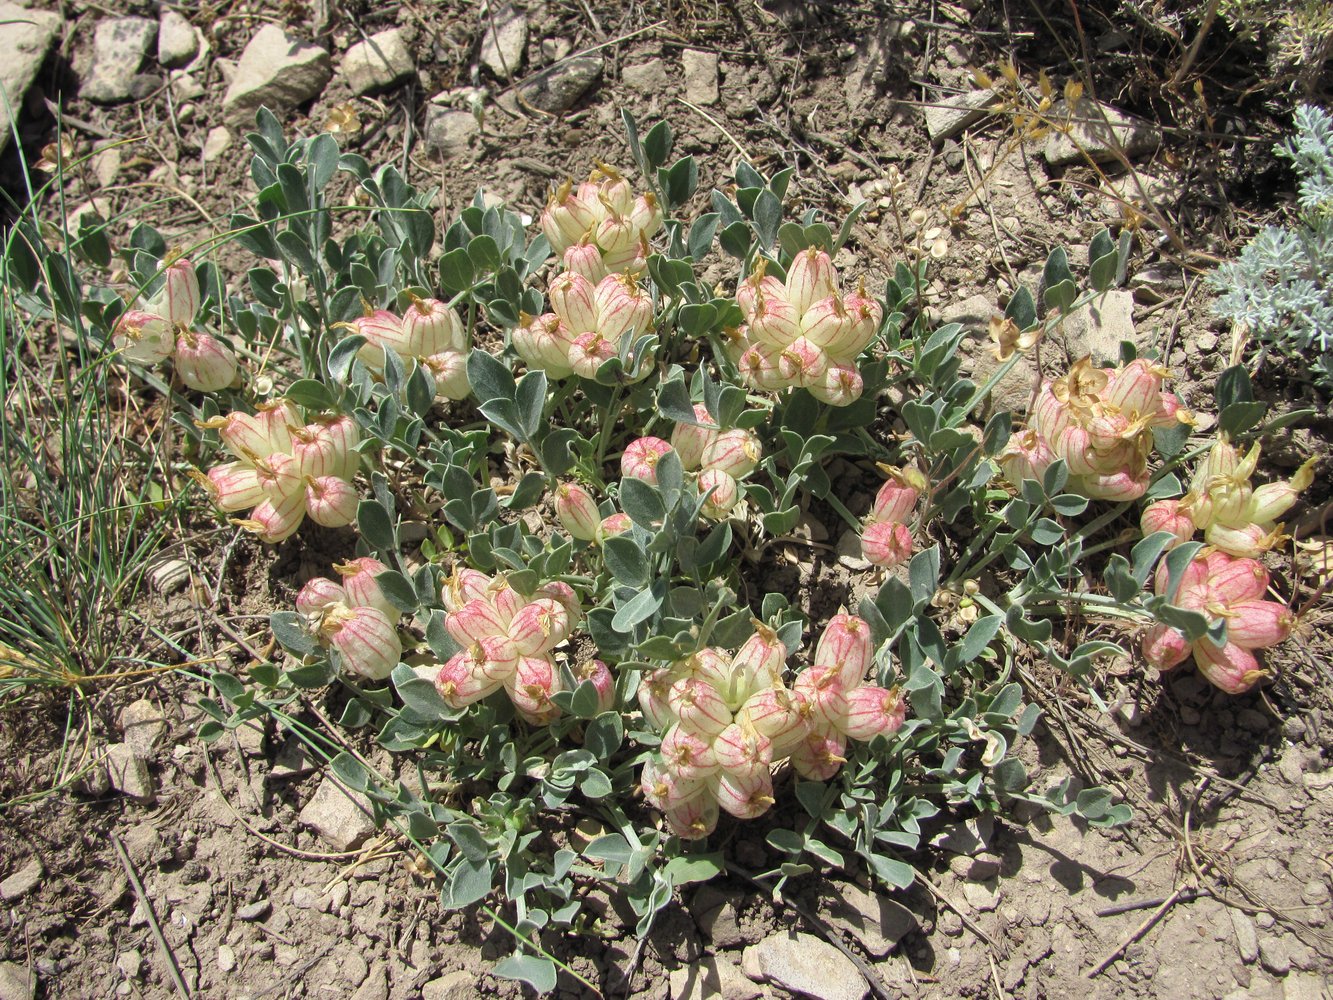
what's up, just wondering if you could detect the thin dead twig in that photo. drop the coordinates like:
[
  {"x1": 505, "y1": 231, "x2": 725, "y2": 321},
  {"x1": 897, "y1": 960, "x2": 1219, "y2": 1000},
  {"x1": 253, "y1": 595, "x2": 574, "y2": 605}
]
[
  {"x1": 1083, "y1": 883, "x2": 1193, "y2": 978},
  {"x1": 915, "y1": 872, "x2": 996, "y2": 949},
  {"x1": 111, "y1": 833, "x2": 193, "y2": 1000}
]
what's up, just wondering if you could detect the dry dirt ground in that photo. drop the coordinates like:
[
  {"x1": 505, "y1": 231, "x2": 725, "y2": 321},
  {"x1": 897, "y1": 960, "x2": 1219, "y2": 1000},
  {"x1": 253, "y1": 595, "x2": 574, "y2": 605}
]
[{"x1": 2, "y1": 1, "x2": 1332, "y2": 999}]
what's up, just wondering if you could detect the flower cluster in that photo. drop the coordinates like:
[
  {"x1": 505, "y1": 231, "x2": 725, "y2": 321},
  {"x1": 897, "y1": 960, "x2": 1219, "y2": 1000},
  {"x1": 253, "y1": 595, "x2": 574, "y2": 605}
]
[
  {"x1": 670, "y1": 409, "x2": 763, "y2": 520},
  {"x1": 194, "y1": 399, "x2": 360, "y2": 542},
  {"x1": 1000, "y1": 357, "x2": 1189, "y2": 500},
  {"x1": 1142, "y1": 550, "x2": 1293, "y2": 693},
  {"x1": 342, "y1": 297, "x2": 471, "y2": 400},
  {"x1": 639, "y1": 616, "x2": 906, "y2": 840},
  {"x1": 860, "y1": 466, "x2": 925, "y2": 568},
  {"x1": 1142, "y1": 438, "x2": 1315, "y2": 558},
  {"x1": 724, "y1": 250, "x2": 883, "y2": 406},
  {"x1": 540, "y1": 164, "x2": 663, "y2": 275},
  {"x1": 296, "y1": 558, "x2": 402, "y2": 681},
  {"x1": 111, "y1": 257, "x2": 239, "y2": 391},
  {"x1": 513, "y1": 271, "x2": 654, "y2": 381},
  {"x1": 433, "y1": 568, "x2": 595, "y2": 725}
]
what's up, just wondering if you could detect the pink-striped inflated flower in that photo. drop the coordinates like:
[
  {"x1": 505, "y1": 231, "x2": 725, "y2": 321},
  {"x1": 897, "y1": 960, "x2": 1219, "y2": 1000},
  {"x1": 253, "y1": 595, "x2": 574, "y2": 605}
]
[
  {"x1": 670, "y1": 405, "x2": 719, "y2": 472},
  {"x1": 507, "y1": 654, "x2": 564, "y2": 725},
  {"x1": 871, "y1": 467, "x2": 924, "y2": 525},
  {"x1": 541, "y1": 179, "x2": 600, "y2": 253},
  {"x1": 663, "y1": 789, "x2": 720, "y2": 841},
  {"x1": 597, "y1": 512, "x2": 632, "y2": 542},
  {"x1": 292, "y1": 414, "x2": 360, "y2": 482},
  {"x1": 446, "y1": 597, "x2": 508, "y2": 647},
  {"x1": 202, "y1": 462, "x2": 265, "y2": 512},
  {"x1": 1141, "y1": 498, "x2": 1196, "y2": 549},
  {"x1": 736, "y1": 686, "x2": 807, "y2": 753},
  {"x1": 621, "y1": 436, "x2": 673, "y2": 484},
  {"x1": 728, "y1": 621, "x2": 787, "y2": 697},
  {"x1": 567, "y1": 331, "x2": 618, "y2": 379},
  {"x1": 237, "y1": 489, "x2": 307, "y2": 543},
  {"x1": 747, "y1": 292, "x2": 801, "y2": 348},
  {"x1": 334, "y1": 558, "x2": 396, "y2": 619},
  {"x1": 508, "y1": 597, "x2": 573, "y2": 656},
  {"x1": 701, "y1": 428, "x2": 761, "y2": 480},
  {"x1": 736, "y1": 265, "x2": 786, "y2": 320},
  {"x1": 435, "y1": 650, "x2": 504, "y2": 706},
  {"x1": 737, "y1": 343, "x2": 782, "y2": 391},
  {"x1": 423, "y1": 350, "x2": 471, "y2": 400},
  {"x1": 594, "y1": 272, "x2": 653, "y2": 343},
  {"x1": 790, "y1": 725, "x2": 848, "y2": 781},
  {"x1": 638, "y1": 667, "x2": 678, "y2": 730},
  {"x1": 555, "y1": 482, "x2": 601, "y2": 541},
  {"x1": 777, "y1": 337, "x2": 829, "y2": 388},
  {"x1": 535, "y1": 580, "x2": 581, "y2": 619},
  {"x1": 697, "y1": 469, "x2": 739, "y2": 521},
  {"x1": 174, "y1": 330, "x2": 238, "y2": 392},
  {"x1": 712, "y1": 768, "x2": 776, "y2": 820},
  {"x1": 305, "y1": 476, "x2": 358, "y2": 528},
  {"x1": 563, "y1": 239, "x2": 609, "y2": 284},
  {"x1": 813, "y1": 614, "x2": 874, "y2": 689},
  {"x1": 295, "y1": 577, "x2": 347, "y2": 615},
  {"x1": 997, "y1": 429, "x2": 1054, "y2": 487},
  {"x1": 668, "y1": 675, "x2": 733, "y2": 738},
  {"x1": 442, "y1": 566, "x2": 492, "y2": 613},
  {"x1": 841, "y1": 685, "x2": 907, "y2": 741},
  {"x1": 800, "y1": 295, "x2": 853, "y2": 353},
  {"x1": 809, "y1": 362, "x2": 864, "y2": 407},
  {"x1": 785, "y1": 248, "x2": 838, "y2": 317},
  {"x1": 861, "y1": 520, "x2": 913, "y2": 569},
  {"x1": 113, "y1": 309, "x2": 175, "y2": 363},
  {"x1": 155, "y1": 256, "x2": 201, "y2": 326},
  {"x1": 549, "y1": 270, "x2": 599, "y2": 336},
  {"x1": 352, "y1": 309, "x2": 412, "y2": 366},
  {"x1": 402, "y1": 297, "x2": 465, "y2": 356},
  {"x1": 660, "y1": 723, "x2": 719, "y2": 781},
  {"x1": 578, "y1": 659, "x2": 616, "y2": 714},
  {"x1": 320, "y1": 605, "x2": 400, "y2": 681},
  {"x1": 711, "y1": 722, "x2": 773, "y2": 780},
  {"x1": 512, "y1": 312, "x2": 576, "y2": 378}
]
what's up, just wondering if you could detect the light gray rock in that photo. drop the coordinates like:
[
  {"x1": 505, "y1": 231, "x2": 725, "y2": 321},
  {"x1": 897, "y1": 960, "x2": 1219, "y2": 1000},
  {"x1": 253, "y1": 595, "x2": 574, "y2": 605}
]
[
  {"x1": 0, "y1": 859, "x2": 42, "y2": 901},
  {"x1": 824, "y1": 883, "x2": 916, "y2": 957},
  {"x1": 0, "y1": 961, "x2": 34, "y2": 1000},
  {"x1": 202, "y1": 125, "x2": 232, "y2": 163},
  {"x1": 835, "y1": 529, "x2": 871, "y2": 571},
  {"x1": 236, "y1": 898, "x2": 270, "y2": 922},
  {"x1": 299, "y1": 775, "x2": 375, "y2": 851},
  {"x1": 1231, "y1": 909, "x2": 1259, "y2": 963},
  {"x1": 622, "y1": 57, "x2": 670, "y2": 93},
  {"x1": 119, "y1": 699, "x2": 166, "y2": 758},
  {"x1": 341, "y1": 28, "x2": 413, "y2": 95},
  {"x1": 682, "y1": 49, "x2": 719, "y2": 105},
  {"x1": 422, "y1": 969, "x2": 473, "y2": 1000},
  {"x1": 424, "y1": 107, "x2": 480, "y2": 158},
  {"x1": 89, "y1": 142, "x2": 122, "y2": 187},
  {"x1": 519, "y1": 56, "x2": 601, "y2": 113},
  {"x1": 690, "y1": 885, "x2": 745, "y2": 948},
  {"x1": 0, "y1": 3, "x2": 61, "y2": 155},
  {"x1": 115, "y1": 950, "x2": 143, "y2": 979},
  {"x1": 222, "y1": 25, "x2": 332, "y2": 121},
  {"x1": 930, "y1": 814, "x2": 995, "y2": 855},
  {"x1": 1043, "y1": 99, "x2": 1161, "y2": 166},
  {"x1": 341, "y1": 951, "x2": 370, "y2": 987},
  {"x1": 541, "y1": 37, "x2": 572, "y2": 62},
  {"x1": 1283, "y1": 973, "x2": 1330, "y2": 1000},
  {"x1": 104, "y1": 743, "x2": 154, "y2": 803},
  {"x1": 216, "y1": 944, "x2": 236, "y2": 972},
  {"x1": 269, "y1": 738, "x2": 317, "y2": 780},
  {"x1": 1260, "y1": 936, "x2": 1293, "y2": 976},
  {"x1": 157, "y1": 10, "x2": 198, "y2": 69},
  {"x1": 171, "y1": 72, "x2": 204, "y2": 102},
  {"x1": 1055, "y1": 289, "x2": 1136, "y2": 363},
  {"x1": 82, "y1": 17, "x2": 157, "y2": 103},
  {"x1": 948, "y1": 853, "x2": 1002, "y2": 881},
  {"x1": 925, "y1": 88, "x2": 1001, "y2": 143},
  {"x1": 291, "y1": 886, "x2": 320, "y2": 910},
  {"x1": 670, "y1": 957, "x2": 760, "y2": 1000},
  {"x1": 962, "y1": 879, "x2": 1000, "y2": 912},
  {"x1": 742, "y1": 932, "x2": 868, "y2": 1000},
  {"x1": 351, "y1": 965, "x2": 388, "y2": 1000},
  {"x1": 479, "y1": 3, "x2": 527, "y2": 80}
]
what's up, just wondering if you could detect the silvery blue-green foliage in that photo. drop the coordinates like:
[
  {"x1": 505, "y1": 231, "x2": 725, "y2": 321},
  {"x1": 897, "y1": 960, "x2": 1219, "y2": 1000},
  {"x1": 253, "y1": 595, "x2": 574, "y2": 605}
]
[{"x1": 1211, "y1": 104, "x2": 1333, "y2": 388}]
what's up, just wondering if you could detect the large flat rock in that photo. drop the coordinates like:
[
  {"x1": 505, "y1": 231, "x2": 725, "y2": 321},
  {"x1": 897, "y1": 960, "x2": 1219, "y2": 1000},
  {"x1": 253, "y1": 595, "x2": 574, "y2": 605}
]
[
  {"x1": 0, "y1": 3, "x2": 61, "y2": 154},
  {"x1": 222, "y1": 25, "x2": 331, "y2": 121}
]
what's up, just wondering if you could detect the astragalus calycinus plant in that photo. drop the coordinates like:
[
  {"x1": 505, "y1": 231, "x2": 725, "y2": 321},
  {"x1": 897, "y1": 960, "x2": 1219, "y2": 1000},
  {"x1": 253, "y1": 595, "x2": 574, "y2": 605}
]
[{"x1": 41, "y1": 107, "x2": 1314, "y2": 990}]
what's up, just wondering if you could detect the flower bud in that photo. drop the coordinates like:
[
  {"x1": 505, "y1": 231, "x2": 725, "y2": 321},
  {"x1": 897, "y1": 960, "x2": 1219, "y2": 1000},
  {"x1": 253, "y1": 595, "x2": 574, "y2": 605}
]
[
  {"x1": 627, "y1": 192, "x2": 662, "y2": 239},
  {"x1": 567, "y1": 331, "x2": 617, "y2": 379},
  {"x1": 446, "y1": 598, "x2": 507, "y2": 647},
  {"x1": 204, "y1": 462, "x2": 265, "y2": 511},
  {"x1": 236, "y1": 489, "x2": 306, "y2": 543},
  {"x1": 1141, "y1": 624, "x2": 1191, "y2": 671},
  {"x1": 713, "y1": 768, "x2": 776, "y2": 819},
  {"x1": 697, "y1": 468, "x2": 739, "y2": 521},
  {"x1": 423, "y1": 350, "x2": 471, "y2": 400},
  {"x1": 597, "y1": 512, "x2": 632, "y2": 542},
  {"x1": 871, "y1": 471, "x2": 922, "y2": 525},
  {"x1": 809, "y1": 361, "x2": 864, "y2": 406},
  {"x1": 784, "y1": 247, "x2": 838, "y2": 317},
  {"x1": 747, "y1": 292, "x2": 801, "y2": 348},
  {"x1": 663, "y1": 793, "x2": 719, "y2": 841},
  {"x1": 814, "y1": 614, "x2": 874, "y2": 690},
  {"x1": 639, "y1": 667, "x2": 678, "y2": 731},
  {"x1": 789, "y1": 725, "x2": 848, "y2": 781},
  {"x1": 549, "y1": 270, "x2": 599, "y2": 336},
  {"x1": 670, "y1": 404, "x2": 718, "y2": 472},
  {"x1": 660, "y1": 723, "x2": 719, "y2": 781},
  {"x1": 840, "y1": 685, "x2": 906, "y2": 741},
  {"x1": 321, "y1": 605, "x2": 400, "y2": 681},
  {"x1": 305, "y1": 476, "x2": 358, "y2": 528},
  {"x1": 175, "y1": 331, "x2": 238, "y2": 392},
  {"x1": 777, "y1": 336, "x2": 828, "y2": 388},
  {"x1": 668, "y1": 676, "x2": 733, "y2": 737},
  {"x1": 295, "y1": 577, "x2": 347, "y2": 615},
  {"x1": 861, "y1": 520, "x2": 913, "y2": 569},
  {"x1": 157, "y1": 257, "x2": 200, "y2": 326},
  {"x1": 555, "y1": 482, "x2": 601, "y2": 541},
  {"x1": 621, "y1": 436, "x2": 673, "y2": 484},
  {"x1": 1140, "y1": 499, "x2": 1196, "y2": 549},
  {"x1": 436, "y1": 651, "x2": 503, "y2": 706},
  {"x1": 113, "y1": 310, "x2": 175, "y2": 363},
  {"x1": 403, "y1": 297, "x2": 465, "y2": 356},
  {"x1": 1225, "y1": 600, "x2": 1294, "y2": 650},
  {"x1": 334, "y1": 557, "x2": 396, "y2": 619},
  {"x1": 1192, "y1": 638, "x2": 1265, "y2": 694},
  {"x1": 701, "y1": 428, "x2": 761, "y2": 480},
  {"x1": 507, "y1": 655, "x2": 564, "y2": 725},
  {"x1": 563, "y1": 239, "x2": 608, "y2": 284},
  {"x1": 508, "y1": 597, "x2": 573, "y2": 656},
  {"x1": 578, "y1": 659, "x2": 616, "y2": 714},
  {"x1": 711, "y1": 722, "x2": 773, "y2": 779}
]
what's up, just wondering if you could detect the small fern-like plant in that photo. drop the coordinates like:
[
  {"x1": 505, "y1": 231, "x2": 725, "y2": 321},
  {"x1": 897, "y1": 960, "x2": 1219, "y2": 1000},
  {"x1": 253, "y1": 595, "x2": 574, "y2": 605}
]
[{"x1": 1211, "y1": 103, "x2": 1333, "y2": 390}]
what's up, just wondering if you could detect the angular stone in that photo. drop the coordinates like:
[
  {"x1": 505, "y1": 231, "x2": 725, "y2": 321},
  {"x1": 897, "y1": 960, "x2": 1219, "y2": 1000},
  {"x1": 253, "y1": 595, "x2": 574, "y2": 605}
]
[
  {"x1": 222, "y1": 25, "x2": 332, "y2": 121},
  {"x1": 82, "y1": 17, "x2": 157, "y2": 103},
  {"x1": 925, "y1": 89, "x2": 1000, "y2": 143},
  {"x1": 1260, "y1": 936, "x2": 1292, "y2": 975},
  {"x1": 115, "y1": 950, "x2": 142, "y2": 979},
  {"x1": 743, "y1": 932, "x2": 868, "y2": 1000},
  {"x1": 519, "y1": 56, "x2": 601, "y2": 113},
  {"x1": 157, "y1": 10, "x2": 199, "y2": 69},
  {"x1": 291, "y1": 886, "x2": 320, "y2": 910},
  {"x1": 1054, "y1": 289, "x2": 1136, "y2": 364},
  {"x1": 216, "y1": 944, "x2": 236, "y2": 972},
  {"x1": 835, "y1": 529, "x2": 871, "y2": 571},
  {"x1": 341, "y1": 28, "x2": 413, "y2": 96},
  {"x1": 690, "y1": 886, "x2": 745, "y2": 948},
  {"x1": 1284, "y1": 973, "x2": 1330, "y2": 1000},
  {"x1": 682, "y1": 49, "x2": 719, "y2": 106},
  {"x1": 269, "y1": 737, "x2": 317, "y2": 780},
  {"x1": 236, "y1": 899, "x2": 270, "y2": 922},
  {"x1": 1043, "y1": 99, "x2": 1161, "y2": 166},
  {"x1": 929, "y1": 814, "x2": 995, "y2": 855},
  {"x1": 962, "y1": 879, "x2": 1000, "y2": 913},
  {"x1": 105, "y1": 743, "x2": 154, "y2": 804},
  {"x1": 622, "y1": 57, "x2": 670, "y2": 93},
  {"x1": 479, "y1": 3, "x2": 527, "y2": 81},
  {"x1": 0, "y1": 3, "x2": 60, "y2": 155},
  {"x1": 0, "y1": 859, "x2": 42, "y2": 901},
  {"x1": 202, "y1": 126, "x2": 233, "y2": 163},
  {"x1": 351, "y1": 965, "x2": 388, "y2": 1000},
  {"x1": 0, "y1": 961, "x2": 34, "y2": 1000},
  {"x1": 424, "y1": 107, "x2": 480, "y2": 158},
  {"x1": 119, "y1": 699, "x2": 167, "y2": 758},
  {"x1": 1230, "y1": 909, "x2": 1258, "y2": 963},
  {"x1": 299, "y1": 775, "x2": 375, "y2": 851},
  {"x1": 823, "y1": 883, "x2": 916, "y2": 958},
  {"x1": 670, "y1": 957, "x2": 760, "y2": 1000},
  {"x1": 422, "y1": 969, "x2": 473, "y2": 1000}
]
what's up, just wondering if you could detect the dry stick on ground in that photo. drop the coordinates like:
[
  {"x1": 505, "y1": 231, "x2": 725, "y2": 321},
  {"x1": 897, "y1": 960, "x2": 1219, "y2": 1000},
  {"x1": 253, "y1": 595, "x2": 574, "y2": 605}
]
[
  {"x1": 111, "y1": 832, "x2": 194, "y2": 1000},
  {"x1": 1083, "y1": 883, "x2": 1193, "y2": 978},
  {"x1": 914, "y1": 872, "x2": 997, "y2": 948}
]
